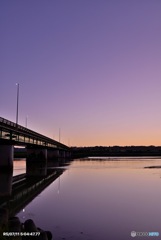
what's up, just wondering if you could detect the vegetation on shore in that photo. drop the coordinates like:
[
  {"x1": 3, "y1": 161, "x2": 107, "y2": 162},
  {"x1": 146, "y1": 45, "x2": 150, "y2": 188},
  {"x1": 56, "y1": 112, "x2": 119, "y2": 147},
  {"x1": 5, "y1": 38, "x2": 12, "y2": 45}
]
[
  {"x1": 71, "y1": 146, "x2": 161, "y2": 158},
  {"x1": 14, "y1": 146, "x2": 161, "y2": 159}
]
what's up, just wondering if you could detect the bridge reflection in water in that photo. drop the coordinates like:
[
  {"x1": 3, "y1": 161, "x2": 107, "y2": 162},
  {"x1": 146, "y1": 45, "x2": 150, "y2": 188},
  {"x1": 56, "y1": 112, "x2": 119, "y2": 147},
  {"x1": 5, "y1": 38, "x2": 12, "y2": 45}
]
[
  {"x1": 0, "y1": 161, "x2": 70, "y2": 238},
  {"x1": 0, "y1": 117, "x2": 71, "y2": 170}
]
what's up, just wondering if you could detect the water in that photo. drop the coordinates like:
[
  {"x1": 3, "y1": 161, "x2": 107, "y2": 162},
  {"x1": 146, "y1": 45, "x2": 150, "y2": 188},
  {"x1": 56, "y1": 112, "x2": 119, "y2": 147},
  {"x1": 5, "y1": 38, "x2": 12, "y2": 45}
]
[
  {"x1": 13, "y1": 158, "x2": 161, "y2": 240},
  {"x1": 13, "y1": 158, "x2": 26, "y2": 176}
]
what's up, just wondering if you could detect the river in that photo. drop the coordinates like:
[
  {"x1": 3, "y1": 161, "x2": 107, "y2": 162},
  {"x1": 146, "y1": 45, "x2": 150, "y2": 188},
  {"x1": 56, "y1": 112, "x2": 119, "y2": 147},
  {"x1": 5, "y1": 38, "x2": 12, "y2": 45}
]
[{"x1": 12, "y1": 158, "x2": 161, "y2": 239}]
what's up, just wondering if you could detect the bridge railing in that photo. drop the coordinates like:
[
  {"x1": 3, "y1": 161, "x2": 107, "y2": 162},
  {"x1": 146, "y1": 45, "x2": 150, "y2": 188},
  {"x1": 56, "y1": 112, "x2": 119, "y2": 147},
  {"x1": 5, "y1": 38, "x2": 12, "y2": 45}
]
[
  {"x1": 0, "y1": 116, "x2": 44, "y2": 139},
  {"x1": 0, "y1": 117, "x2": 17, "y2": 128}
]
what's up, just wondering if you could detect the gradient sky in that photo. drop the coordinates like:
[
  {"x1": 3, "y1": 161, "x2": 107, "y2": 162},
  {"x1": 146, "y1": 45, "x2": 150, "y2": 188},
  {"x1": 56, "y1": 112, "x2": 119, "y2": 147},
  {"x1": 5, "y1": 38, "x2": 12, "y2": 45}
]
[{"x1": 1, "y1": 0, "x2": 161, "y2": 147}]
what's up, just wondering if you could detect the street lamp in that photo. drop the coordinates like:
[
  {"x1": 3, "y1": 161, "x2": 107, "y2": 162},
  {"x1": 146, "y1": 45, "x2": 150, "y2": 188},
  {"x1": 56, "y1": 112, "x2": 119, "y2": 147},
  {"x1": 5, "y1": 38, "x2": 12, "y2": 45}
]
[
  {"x1": 16, "y1": 83, "x2": 19, "y2": 126},
  {"x1": 59, "y1": 128, "x2": 61, "y2": 142},
  {"x1": 25, "y1": 115, "x2": 28, "y2": 128}
]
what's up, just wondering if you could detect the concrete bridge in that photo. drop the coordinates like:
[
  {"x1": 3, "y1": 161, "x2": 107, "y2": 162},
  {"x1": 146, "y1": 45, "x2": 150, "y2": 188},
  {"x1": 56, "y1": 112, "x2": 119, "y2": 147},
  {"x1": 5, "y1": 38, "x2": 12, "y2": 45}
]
[{"x1": 0, "y1": 117, "x2": 71, "y2": 169}]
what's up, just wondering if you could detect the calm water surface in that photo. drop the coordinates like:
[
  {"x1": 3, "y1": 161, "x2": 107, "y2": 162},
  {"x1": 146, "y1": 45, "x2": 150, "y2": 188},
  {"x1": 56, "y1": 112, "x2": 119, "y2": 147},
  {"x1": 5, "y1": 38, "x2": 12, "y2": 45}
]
[
  {"x1": 14, "y1": 158, "x2": 161, "y2": 240},
  {"x1": 13, "y1": 158, "x2": 26, "y2": 176}
]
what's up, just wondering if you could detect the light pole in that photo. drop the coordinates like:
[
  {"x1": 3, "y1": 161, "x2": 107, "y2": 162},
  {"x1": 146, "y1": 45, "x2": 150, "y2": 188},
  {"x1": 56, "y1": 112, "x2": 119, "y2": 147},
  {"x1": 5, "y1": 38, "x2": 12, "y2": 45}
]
[
  {"x1": 25, "y1": 116, "x2": 28, "y2": 128},
  {"x1": 59, "y1": 128, "x2": 61, "y2": 142},
  {"x1": 16, "y1": 83, "x2": 19, "y2": 126}
]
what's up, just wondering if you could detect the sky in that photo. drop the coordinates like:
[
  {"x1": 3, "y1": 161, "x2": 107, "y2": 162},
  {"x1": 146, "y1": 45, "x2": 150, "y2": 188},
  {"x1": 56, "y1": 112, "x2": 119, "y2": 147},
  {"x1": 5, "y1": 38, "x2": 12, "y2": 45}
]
[{"x1": 1, "y1": 0, "x2": 161, "y2": 147}]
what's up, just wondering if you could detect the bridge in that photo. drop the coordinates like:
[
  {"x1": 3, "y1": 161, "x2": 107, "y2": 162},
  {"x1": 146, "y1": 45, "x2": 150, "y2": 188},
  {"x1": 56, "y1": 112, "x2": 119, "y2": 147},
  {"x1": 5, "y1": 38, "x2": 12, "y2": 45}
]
[{"x1": 0, "y1": 117, "x2": 71, "y2": 169}]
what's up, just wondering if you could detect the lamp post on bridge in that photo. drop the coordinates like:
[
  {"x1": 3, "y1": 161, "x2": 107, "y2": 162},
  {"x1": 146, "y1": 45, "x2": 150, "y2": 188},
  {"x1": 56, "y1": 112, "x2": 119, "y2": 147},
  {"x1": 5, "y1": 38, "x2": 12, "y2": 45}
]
[
  {"x1": 16, "y1": 83, "x2": 19, "y2": 126},
  {"x1": 25, "y1": 115, "x2": 28, "y2": 128},
  {"x1": 59, "y1": 128, "x2": 61, "y2": 142}
]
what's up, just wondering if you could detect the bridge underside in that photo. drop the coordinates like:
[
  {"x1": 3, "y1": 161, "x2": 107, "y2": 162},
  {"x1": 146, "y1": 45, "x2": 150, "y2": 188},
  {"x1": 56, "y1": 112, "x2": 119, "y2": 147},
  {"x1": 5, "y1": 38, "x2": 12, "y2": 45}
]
[{"x1": 0, "y1": 143, "x2": 71, "y2": 172}]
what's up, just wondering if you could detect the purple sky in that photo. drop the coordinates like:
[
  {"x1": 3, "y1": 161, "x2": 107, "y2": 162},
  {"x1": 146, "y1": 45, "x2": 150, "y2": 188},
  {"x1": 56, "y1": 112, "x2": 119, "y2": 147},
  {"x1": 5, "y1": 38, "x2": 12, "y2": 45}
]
[{"x1": 1, "y1": 1, "x2": 161, "y2": 146}]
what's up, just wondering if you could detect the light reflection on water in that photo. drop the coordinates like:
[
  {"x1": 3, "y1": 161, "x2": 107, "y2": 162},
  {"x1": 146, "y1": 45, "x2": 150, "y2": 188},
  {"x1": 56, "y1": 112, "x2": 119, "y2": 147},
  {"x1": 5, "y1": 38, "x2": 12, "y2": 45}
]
[{"x1": 15, "y1": 158, "x2": 161, "y2": 240}]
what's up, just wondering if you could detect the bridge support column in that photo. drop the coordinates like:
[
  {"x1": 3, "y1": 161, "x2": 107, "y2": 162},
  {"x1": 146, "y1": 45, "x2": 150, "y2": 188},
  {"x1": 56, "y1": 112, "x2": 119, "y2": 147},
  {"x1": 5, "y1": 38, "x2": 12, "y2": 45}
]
[
  {"x1": 66, "y1": 151, "x2": 71, "y2": 159},
  {"x1": 59, "y1": 150, "x2": 66, "y2": 163},
  {"x1": 47, "y1": 149, "x2": 60, "y2": 167},
  {"x1": 0, "y1": 171, "x2": 12, "y2": 197},
  {"x1": 0, "y1": 145, "x2": 13, "y2": 170},
  {"x1": 26, "y1": 147, "x2": 47, "y2": 177}
]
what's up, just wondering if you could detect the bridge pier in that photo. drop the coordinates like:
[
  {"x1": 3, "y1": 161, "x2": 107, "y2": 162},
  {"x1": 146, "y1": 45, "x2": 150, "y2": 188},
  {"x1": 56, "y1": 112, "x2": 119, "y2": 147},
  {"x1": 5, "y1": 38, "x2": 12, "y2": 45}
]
[
  {"x1": 66, "y1": 151, "x2": 71, "y2": 159},
  {"x1": 47, "y1": 149, "x2": 60, "y2": 167},
  {"x1": 0, "y1": 145, "x2": 13, "y2": 170},
  {"x1": 0, "y1": 171, "x2": 12, "y2": 197},
  {"x1": 59, "y1": 150, "x2": 66, "y2": 163},
  {"x1": 26, "y1": 147, "x2": 47, "y2": 177}
]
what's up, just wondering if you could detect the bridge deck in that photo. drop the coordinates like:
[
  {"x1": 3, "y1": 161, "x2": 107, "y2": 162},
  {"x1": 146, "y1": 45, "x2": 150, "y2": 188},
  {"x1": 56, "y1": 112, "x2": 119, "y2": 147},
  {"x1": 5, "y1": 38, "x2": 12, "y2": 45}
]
[{"x1": 0, "y1": 117, "x2": 69, "y2": 150}]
